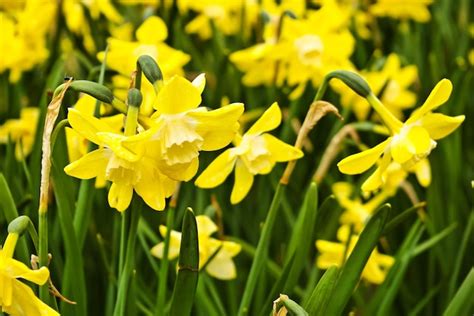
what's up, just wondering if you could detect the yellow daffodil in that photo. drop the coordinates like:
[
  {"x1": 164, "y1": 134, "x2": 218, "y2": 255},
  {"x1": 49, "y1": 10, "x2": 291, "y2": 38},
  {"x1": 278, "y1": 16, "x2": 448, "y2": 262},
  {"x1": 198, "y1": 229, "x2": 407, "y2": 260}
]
[
  {"x1": 0, "y1": 107, "x2": 39, "y2": 160},
  {"x1": 332, "y1": 182, "x2": 390, "y2": 232},
  {"x1": 334, "y1": 54, "x2": 418, "y2": 120},
  {"x1": 195, "y1": 102, "x2": 303, "y2": 204},
  {"x1": 370, "y1": 0, "x2": 433, "y2": 23},
  {"x1": 65, "y1": 95, "x2": 123, "y2": 188},
  {"x1": 315, "y1": 225, "x2": 394, "y2": 284},
  {"x1": 128, "y1": 74, "x2": 244, "y2": 182},
  {"x1": 337, "y1": 79, "x2": 465, "y2": 192},
  {"x1": 64, "y1": 108, "x2": 177, "y2": 212},
  {"x1": 151, "y1": 215, "x2": 241, "y2": 280},
  {"x1": 0, "y1": 233, "x2": 59, "y2": 316},
  {"x1": 0, "y1": 0, "x2": 57, "y2": 82}
]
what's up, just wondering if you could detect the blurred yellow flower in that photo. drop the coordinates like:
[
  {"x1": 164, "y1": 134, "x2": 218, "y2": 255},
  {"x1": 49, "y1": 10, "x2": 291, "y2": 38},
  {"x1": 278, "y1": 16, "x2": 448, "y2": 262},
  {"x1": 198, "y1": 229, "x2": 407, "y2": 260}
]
[
  {"x1": 64, "y1": 108, "x2": 177, "y2": 212},
  {"x1": 195, "y1": 102, "x2": 303, "y2": 204},
  {"x1": 370, "y1": 0, "x2": 433, "y2": 23},
  {"x1": 315, "y1": 225, "x2": 394, "y2": 284},
  {"x1": 0, "y1": 233, "x2": 58, "y2": 316},
  {"x1": 0, "y1": 0, "x2": 57, "y2": 82},
  {"x1": 334, "y1": 54, "x2": 418, "y2": 120},
  {"x1": 332, "y1": 182, "x2": 390, "y2": 232},
  {"x1": 338, "y1": 79, "x2": 464, "y2": 191},
  {"x1": 0, "y1": 107, "x2": 39, "y2": 160},
  {"x1": 132, "y1": 74, "x2": 244, "y2": 182},
  {"x1": 151, "y1": 215, "x2": 241, "y2": 280}
]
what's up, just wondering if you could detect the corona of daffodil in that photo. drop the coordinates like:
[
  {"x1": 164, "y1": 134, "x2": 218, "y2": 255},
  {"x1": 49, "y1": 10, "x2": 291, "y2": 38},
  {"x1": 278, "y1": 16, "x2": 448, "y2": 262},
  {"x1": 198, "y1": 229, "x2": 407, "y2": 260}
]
[
  {"x1": 151, "y1": 215, "x2": 241, "y2": 280},
  {"x1": 195, "y1": 102, "x2": 303, "y2": 204},
  {"x1": 0, "y1": 107, "x2": 39, "y2": 160},
  {"x1": 0, "y1": 233, "x2": 58, "y2": 316},
  {"x1": 315, "y1": 225, "x2": 394, "y2": 284},
  {"x1": 337, "y1": 79, "x2": 465, "y2": 192}
]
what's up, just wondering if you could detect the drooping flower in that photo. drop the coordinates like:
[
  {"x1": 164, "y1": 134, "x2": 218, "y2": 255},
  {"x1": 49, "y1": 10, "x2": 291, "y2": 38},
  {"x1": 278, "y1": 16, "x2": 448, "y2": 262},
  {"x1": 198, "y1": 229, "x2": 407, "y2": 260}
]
[
  {"x1": 0, "y1": 233, "x2": 59, "y2": 316},
  {"x1": 337, "y1": 79, "x2": 465, "y2": 192},
  {"x1": 63, "y1": 108, "x2": 177, "y2": 212},
  {"x1": 195, "y1": 102, "x2": 303, "y2": 204},
  {"x1": 315, "y1": 225, "x2": 394, "y2": 284},
  {"x1": 0, "y1": 107, "x2": 39, "y2": 160},
  {"x1": 125, "y1": 74, "x2": 245, "y2": 182},
  {"x1": 151, "y1": 215, "x2": 241, "y2": 280}
]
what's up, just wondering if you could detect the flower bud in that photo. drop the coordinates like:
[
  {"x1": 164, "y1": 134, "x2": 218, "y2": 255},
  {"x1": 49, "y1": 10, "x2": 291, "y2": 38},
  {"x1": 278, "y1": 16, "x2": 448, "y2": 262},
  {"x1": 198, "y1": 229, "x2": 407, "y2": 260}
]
[
  {"x1": 137, "y1": 55, "x2": 163, "y2": 89},
  {"x1": 127, "y1": 88, "x2": 143, "y2": 108},
  {"x1": 327, "y1": 70, "x2": 372, "y2": 97},
  {"x1": 8, "y1": 215, "x2": 31, "y2": 235},
  {"x1": 70, "y1": 80, "x2": 114, "y2": 104}
]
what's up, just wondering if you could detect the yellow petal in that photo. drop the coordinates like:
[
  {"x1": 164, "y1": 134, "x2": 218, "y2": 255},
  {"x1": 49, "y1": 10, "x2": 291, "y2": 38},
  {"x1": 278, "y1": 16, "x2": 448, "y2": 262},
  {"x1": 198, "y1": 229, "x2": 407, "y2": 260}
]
[
  {"x1": 420, "y1": 113, "x2": 465, "y2": 140},
  {"x1": 337, "y1": 139, "x2": 391, "y2": 175},
  {"x1": 246, "y1": 102, "x2": 281, "y2": 135},
  {"x1": 5, "y1": 258, "x2": 50, "y2": 285},
  {"x1": 407, "y1": 79, "x2": 453, "y2": 124},
  {"x1": 390, "y1": 126, "x2": 432, "y2": 164},
  {"x1": 154, "y1": 75, "x2": 201, "y2": 114},
  {"x1": 262, "y1": 133, "x2": 303, "y2": 162},
  {"x1": 231, "y1": 161, "x2": 254, "y2": 204},
  {"x1": 64, "y1": 148, "x2": 110, "y2": 179},
  {"x1": 192, "y1": 73, "x2": 206, "y2": 94},
  {"x1": 189, "y1": 103, "x2": 244, "y2": 151},
  {"x1": 136, "y1": 16, "x2": 168, "y2": 43},
  {"x1": 205, "y1": 256, "x2": 237, "y2": 280},
  {"x1": 150, "y1": 229, "x2": 182, "y2": 260},
  {"x1": 108, "y1": 182, "x2": 133, "y2": 212},
  {"x1": 97, "y1": 132, "x2": 143, "y2": 162},
  {"x1": 135, "y1": 161, "x2": 175, "y2": 211},
  {"x1": 4, "y1": 280, "x2": 60, "y2": 316},
  {"x1": 68, "y1": 108, "x2": 116, "y2": 146},
  {"x1": 195, "y1": 149, "x2": 236, "y2": 188},
  {"x1": 361, "y1": 151, "x2": 392, "y2": 192},
  {"x1": 413, "y1": 158, "x2": 431, "y2": 187},
  {"x1": 196, "y1": 216, "x2": 218, "y2": 237}
]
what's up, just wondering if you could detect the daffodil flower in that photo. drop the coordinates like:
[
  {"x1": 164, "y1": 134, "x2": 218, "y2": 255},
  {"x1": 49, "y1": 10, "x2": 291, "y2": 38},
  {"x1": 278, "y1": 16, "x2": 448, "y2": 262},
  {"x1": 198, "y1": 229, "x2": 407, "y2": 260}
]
[
  {"x1": 338, "y1": 79, "x2": 465, "y2": 191},
  {"x1": 64, "y1": 108, "x2": 177, "y2": 212},
  {"x1": 370, "y1": 0, "x2": 433, "y2": 23},
  {"x1": 315, "y1": 225, "x2": 394, "y2": 284},
  {"x1": 151, "y1": 215, "x2": 241, "y2": 280},
  {"x1": 0, "y1": 107, "x2": 39, "y2": 160},
  {"x1": 0, "y1": 233, "x2": 58, "y2": 316},
  {"x1": 195, "y1": 102, "x2": 303, "y2": 204},
  {"x1": 332, "y1": 182, "x2": 390, "y2": 232},
  {"x1": 127, "y1": 74, "x2": 244, "y2": 182}
]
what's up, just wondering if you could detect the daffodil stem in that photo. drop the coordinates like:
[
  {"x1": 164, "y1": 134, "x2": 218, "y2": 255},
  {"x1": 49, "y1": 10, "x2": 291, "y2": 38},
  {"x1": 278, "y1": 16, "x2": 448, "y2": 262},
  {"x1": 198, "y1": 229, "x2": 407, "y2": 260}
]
[
  {"x1": 118, "y1": 211, "x2": 129, "y2": 276},
  {"x1": 366, "y1": 93, "x2": 403, "y2": 134},
  {"x1": 156, "y1": 207, "x2": 175, "y2": 316},
  {"x1": 237, "y1": 184, "x2": 286, "y2": 316},
  {"x1": 38, "y1": 208, "x2": 50, "y2": 303},
  {"x1": 114, "y1": 198, "x2": 142, "y2": 316}
]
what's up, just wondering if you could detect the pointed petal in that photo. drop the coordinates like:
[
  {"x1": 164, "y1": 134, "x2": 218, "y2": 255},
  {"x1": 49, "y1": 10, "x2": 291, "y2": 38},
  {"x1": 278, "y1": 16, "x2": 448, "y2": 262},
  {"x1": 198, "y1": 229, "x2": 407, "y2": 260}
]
[
  {"x1": 5, "y1": 258, "x2": 50, "y2": 285},
  {"x1": 64, "y1": 148, "x2": 110, "y2": 179},
  {"x1": 230, "y1": 161, "x2": 254, "y2": 204},
  {"x1": 361, "y1": 151, "x2": 392, "y2": 192},
  {"x1": 337, "y1": 139, "x2": 391, "y2": 175},
  {"x1": 196, "y1": 216, "x2": 218, "y2": 236},
  {"x1": 407, "y1": 79, "x2": 453, "y2": 123},
  {"x1": 205, "y1": 257, "x2": 237, "y2": 280},
  {"x1": 192, "y1": 73, "x2": 206, "y2": 94},
  {"x1": 189, "y1": 103, "x2": 244, "y2": 151},
  {"x1": 246, "y1": 102, "x2": 281, "y2": 135},
  {"x1": 108, "y1": 182, "x2": 133, "y2": 212},
  {"x1": 136, "y1": 16, "x2": 168, "y2": 42},
  {"x1": 413, "y1": 158, "x2": 431, "y2": 187},
  {"x1": 195, "y1": 149, "x2": 236, "y2": 188},
  {"x1": 262, "y1": 133, "x2": 303, "y2": 162},
  {"x1": 154, "y1": 75, "x2": 201, "y2": 114},
  {"x1": 67, "y1": 108, "x2": 116, "y2": 145},
  {"x1": 420, "y1": 113, "x2": 465, "y2": 140}
]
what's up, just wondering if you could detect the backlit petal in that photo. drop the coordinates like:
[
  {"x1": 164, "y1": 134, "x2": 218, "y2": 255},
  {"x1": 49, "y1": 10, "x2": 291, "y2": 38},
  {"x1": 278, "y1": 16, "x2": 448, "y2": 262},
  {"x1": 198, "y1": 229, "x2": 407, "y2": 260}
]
[
  {"x1": 196, "y1": 216, "x2": 218, "y2": 237},
  {"x1": 64, "y1": 148, "x2": 110, "y2": 179},
  {"x1": 262, "y1": 133, "x2": 303, "y2": 162},
  {"x1": 337, "y1": 139, "x2": 390, "y2": 175},
  {"x1": 246, "y1": 102, "x2": 281, "y2": 135},
  {"x1": 407, "y1": 79, "x2": 452, "y2": 124},
  {"x1": 205, "y1": 257, "x2": 237, "y2": 280},
  {"x1": 154, "y1": 75, "x2": 201, "y2": 114},
  {"x1": 195, "y1": 149, "x2": 236, "y2": 188},
  {"x1": 231, "y1": 161, "x2": 254, "y2": 204},
  {"x1": 192, "y1": 73, "x2": 206, "y2": 94},
  {"x1": 420, "y1": 113, "x2": 465, "y2": 140}
]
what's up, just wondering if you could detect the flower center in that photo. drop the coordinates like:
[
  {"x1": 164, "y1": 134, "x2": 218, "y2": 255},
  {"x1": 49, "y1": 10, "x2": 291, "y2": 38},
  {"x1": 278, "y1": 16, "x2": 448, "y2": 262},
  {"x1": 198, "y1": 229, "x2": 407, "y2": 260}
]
[{"x1": 294, "y1": 34, "x2": 324, "y2": 66}]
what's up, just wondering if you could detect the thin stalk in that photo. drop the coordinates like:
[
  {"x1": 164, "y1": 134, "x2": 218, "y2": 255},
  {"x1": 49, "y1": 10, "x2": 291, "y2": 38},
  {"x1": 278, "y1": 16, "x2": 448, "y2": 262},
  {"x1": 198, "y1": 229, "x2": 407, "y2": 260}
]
[{"x1": 38, "y1": 209, "x2": 49, "y2": 302}]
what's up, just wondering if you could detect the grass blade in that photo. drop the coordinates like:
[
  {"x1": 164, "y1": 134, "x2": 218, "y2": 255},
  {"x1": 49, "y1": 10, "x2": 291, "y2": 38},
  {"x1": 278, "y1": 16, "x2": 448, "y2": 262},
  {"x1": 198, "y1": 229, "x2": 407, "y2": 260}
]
[{"x1": 304, "y1": 265, "x2": 339, "y2": 315}]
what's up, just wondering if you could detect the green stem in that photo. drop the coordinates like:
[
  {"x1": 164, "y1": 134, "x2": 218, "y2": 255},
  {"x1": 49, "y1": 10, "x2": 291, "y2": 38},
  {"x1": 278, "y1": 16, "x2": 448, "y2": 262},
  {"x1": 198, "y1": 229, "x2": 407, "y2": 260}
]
[
  {"x1": 237, "y1": 184, "x2": 286, "y2": 315},
  {"x1": 156, "y1": 207, "x2": 175, "y2": 316},
  {"x1": 38, "y1": 210, "x2": 49, "y2": 302},
  {"x1": 118, "y1": 211, "x2": 129, "y2": 276}
]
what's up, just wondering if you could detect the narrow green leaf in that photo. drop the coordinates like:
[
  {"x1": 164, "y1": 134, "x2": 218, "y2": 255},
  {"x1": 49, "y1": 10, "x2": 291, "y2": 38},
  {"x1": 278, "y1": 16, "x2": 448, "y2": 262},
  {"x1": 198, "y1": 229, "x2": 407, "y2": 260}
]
[
  {"x1": 274, "y1": 295, "x2": 309, "y2": 316},
  {"x1": 304, "y1": 266, "x2": 339, "y2": 315},
  {"x1": 443, "y1": 269, "x2": 474, "y2": 316},
  {"x1": 410, "y1": 223, "x2": 457, "y2": 257},
  {"x1": 325, "y1": 204, "x2": 391, "y2": 316},
  {"x1": 170, "y1": 208, "x2": 199, "y2": 316}
]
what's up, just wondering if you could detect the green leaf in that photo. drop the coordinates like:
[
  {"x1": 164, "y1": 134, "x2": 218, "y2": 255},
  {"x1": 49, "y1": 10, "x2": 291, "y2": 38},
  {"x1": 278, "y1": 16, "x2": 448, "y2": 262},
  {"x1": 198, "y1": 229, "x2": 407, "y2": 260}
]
[
  {"x1": 274, "y1": 295, "x2": 309, "y2": 316},
  {"x1": 304, "y1": 266, "x2": 339, "y2": 315},
  {"x1": 325, "y1": 204, "x2": 391, "y2": 316},
  {"x1": 443, "y1": 268, "x2": 474, "y2": 316},
  {"x1": 170, "y1": 208, "x2": 199, "y2": 316}
]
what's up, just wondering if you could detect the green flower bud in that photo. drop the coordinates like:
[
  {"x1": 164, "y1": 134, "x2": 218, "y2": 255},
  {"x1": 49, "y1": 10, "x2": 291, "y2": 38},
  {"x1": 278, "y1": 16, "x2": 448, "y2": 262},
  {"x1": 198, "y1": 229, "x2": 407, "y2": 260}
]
[
  {"x1": 8, "y1": 215, "x2": 31, "y2": 235},
  {"x1": 137, "y1": 55, "x2": 163, "y2": 87},
  {"x1": 127, "y1": 88, "x2": 143, "y2": 108},
  {"x1": 327, "y1": 70, "x2": 372, "y2": 97},
  {"x1": 70, "y1": 80, "x2": 114, "y2": 104}
]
